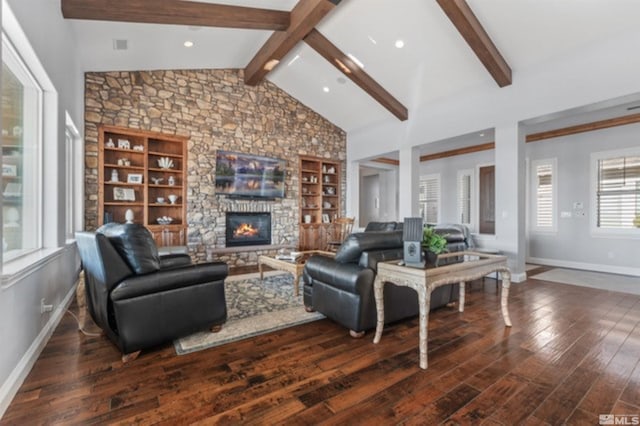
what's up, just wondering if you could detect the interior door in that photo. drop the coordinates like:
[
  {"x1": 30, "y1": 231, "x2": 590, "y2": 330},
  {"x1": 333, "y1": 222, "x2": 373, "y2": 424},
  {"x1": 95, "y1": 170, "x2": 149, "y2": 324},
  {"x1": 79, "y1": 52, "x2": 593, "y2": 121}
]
[
  {"x1": 479, "y1": 165, "x2": 495, "y2": 234},
  {"x1": 359, "y1": 174, "x2": 380, "y2": 227}
]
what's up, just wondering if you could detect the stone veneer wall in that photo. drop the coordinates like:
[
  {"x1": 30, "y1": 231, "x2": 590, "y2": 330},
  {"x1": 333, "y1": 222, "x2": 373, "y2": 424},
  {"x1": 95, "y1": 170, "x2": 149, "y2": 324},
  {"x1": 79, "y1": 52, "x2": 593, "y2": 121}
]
[{"x1": 84, "y1": 69, "x2": 346, "y2": 266}]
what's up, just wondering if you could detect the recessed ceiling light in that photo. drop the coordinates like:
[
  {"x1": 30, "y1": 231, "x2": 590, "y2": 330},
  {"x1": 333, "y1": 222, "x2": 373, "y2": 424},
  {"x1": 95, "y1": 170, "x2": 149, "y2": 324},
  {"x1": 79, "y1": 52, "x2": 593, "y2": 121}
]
[
  {"x1": 480, "y1": 133, "x2": 485, "y2": 137},
  {"x1": 395, "y1": 39, "x2": 405, "y2": 49},
  {"x1": 184, "y1": 40, "x2": 194, "y2": 48},
  {"x1": 323, "y1": 86, "x2": 330, "y2": 93},
  {"x1": 368, "y1": 35, "x2": 377, "y2": 45},
  {"x1": 336, "y1": 77, "x2": 346, "y2": 85},
  {"x1": 347, "y1": 53, "x2": 364, "y2": 69}
]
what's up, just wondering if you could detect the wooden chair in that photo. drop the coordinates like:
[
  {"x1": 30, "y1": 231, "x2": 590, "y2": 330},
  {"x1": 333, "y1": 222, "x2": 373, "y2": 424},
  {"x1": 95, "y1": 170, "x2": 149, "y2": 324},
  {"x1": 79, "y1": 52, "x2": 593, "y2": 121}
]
[{"x1": 326, "y1": 217, "x2": 355, "y2": 252}]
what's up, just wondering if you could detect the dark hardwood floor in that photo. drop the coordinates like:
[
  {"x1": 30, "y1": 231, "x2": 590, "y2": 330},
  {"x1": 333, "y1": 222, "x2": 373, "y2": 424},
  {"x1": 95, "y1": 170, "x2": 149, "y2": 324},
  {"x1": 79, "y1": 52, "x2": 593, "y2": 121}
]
[{"x1": 2, "y1": 266, "x2": 640, "y2": 424}]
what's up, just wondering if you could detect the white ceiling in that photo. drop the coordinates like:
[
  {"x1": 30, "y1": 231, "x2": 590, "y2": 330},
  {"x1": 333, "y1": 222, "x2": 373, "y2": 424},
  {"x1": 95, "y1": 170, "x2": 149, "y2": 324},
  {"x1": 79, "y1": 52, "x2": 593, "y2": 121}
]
[{"x1": 67, "y1": 0, "x2": 640, "y2": 133}]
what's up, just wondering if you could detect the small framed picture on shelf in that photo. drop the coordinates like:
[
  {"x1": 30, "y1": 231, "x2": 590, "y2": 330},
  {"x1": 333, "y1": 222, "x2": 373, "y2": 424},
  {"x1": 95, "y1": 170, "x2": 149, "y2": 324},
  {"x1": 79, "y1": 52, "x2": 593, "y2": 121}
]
[
  {"x1": 113, "y1": 187, "x2": 135, "y2": 201},
  {"x1": 2, "y1": 164, "x2": 17, "y2": 177},
  {"x1": 127, "y1": 173, "x2": 143, "y2": 184},
  {"x1": 322, "y1": 213, "x2": 330, "y2": 224}
]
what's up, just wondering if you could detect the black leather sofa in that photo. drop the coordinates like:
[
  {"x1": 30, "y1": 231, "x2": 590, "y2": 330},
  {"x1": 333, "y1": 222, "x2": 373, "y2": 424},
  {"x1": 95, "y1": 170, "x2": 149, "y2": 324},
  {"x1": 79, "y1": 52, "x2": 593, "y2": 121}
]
[
  {"x1": 303, "y1": 225, "x2": 462, "y2": 337},
  {"x1": 75, "y1": 223, "x2": 228, "y2": 360}
]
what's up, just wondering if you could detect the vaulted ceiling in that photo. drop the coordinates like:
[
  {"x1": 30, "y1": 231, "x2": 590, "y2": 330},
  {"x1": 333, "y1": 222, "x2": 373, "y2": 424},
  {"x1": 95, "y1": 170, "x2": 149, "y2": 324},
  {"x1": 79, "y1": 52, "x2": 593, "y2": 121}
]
[{"x1": 64, "y1": 0, "x2": 640, "y2": 132}]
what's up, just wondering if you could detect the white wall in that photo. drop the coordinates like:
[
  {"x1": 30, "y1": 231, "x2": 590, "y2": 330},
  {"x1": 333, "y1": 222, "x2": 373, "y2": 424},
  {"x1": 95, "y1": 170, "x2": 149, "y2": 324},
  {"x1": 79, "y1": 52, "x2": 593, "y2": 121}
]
[
  {"x1": 420, "y1": 150, "x2": 494, "y2": 229},
  {"x1": 0, "y1": 0, "x2": 83, "y2": 416},
  {"x1": 526, "y1": 123, "x2": 640, "y2": 275},
  {"x1": 417, "y1": 124, "x2": 640, "y2": 275}
]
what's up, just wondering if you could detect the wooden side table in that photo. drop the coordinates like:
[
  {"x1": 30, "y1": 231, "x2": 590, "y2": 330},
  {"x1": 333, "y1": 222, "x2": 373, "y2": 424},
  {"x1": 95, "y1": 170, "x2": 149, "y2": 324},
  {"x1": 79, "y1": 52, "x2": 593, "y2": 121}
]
[{"x1": 258, "y1": 250, "x2": 334, "y2": 296}]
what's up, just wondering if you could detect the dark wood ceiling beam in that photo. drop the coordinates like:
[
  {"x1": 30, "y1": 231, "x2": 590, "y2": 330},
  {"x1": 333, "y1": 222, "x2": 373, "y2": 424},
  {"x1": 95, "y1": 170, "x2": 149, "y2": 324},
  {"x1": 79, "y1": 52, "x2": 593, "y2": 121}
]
[
  {"x1": 244, "y1": 0, "x2": 339, "y2": 86},
  {"x1": 304, "y1": 29, "x2": 408, "y2": 121},
  {"x1": 371, "y1": 157, "x2": 400, "y2": 166},
  {"x1": 436, "y1": 0, "x2": 512, "y2": 87},
  {"x1": 420, "y1": 142, "x2": 494, "y2": 162},
  {"x1": 61, "y1": 0, "x2": 290, "y2": 31},
  {"x1": 526, "y1": 113, "x2": 640, "y2": 143}
]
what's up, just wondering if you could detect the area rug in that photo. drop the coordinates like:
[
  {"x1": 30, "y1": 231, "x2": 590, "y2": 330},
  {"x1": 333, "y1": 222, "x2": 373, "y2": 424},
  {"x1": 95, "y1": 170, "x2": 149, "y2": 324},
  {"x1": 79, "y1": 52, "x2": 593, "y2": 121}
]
[
  {"x1": 174, "y1": 271, "x2": 324, "y2": 355},
  {"x1": 530, "y1": 268, "x2": 640, "y2": 295}
]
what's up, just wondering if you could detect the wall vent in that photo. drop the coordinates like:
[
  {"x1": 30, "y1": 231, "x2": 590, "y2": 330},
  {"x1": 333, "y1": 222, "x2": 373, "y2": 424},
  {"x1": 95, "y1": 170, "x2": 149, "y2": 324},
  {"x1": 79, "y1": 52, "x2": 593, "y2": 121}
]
[{"x1": 112, "y1": 39, "x2": 128, "y2": 51}]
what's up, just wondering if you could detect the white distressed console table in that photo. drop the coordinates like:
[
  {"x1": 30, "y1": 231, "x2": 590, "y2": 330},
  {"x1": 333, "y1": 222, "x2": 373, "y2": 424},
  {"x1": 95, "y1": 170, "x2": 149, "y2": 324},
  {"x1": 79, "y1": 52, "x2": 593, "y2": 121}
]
[{"x1": 373, "y1": 251, "x2": 512, "y2": 369}]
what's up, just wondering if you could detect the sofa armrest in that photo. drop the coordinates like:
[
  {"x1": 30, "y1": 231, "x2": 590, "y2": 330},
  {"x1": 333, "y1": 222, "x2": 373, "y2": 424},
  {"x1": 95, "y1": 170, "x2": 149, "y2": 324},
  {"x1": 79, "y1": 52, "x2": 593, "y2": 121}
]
[
  {"x1": 159, "y1": 253, "x2": 192, "y2": 270},
  {"x1": 304, "y1": 255, "x2": 374, "y2": 295},
  {"x1": 111, "y1": 261, "x2": 228, "y2": 301}
]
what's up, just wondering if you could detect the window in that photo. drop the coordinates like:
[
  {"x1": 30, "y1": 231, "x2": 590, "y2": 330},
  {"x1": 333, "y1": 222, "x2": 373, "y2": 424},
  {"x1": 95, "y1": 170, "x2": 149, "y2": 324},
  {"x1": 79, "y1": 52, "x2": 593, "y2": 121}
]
[
  {"x1": 531, "y1": 159, "x2": 557, "y2": 232},
  {"x1": 457, "y1": 169, "x2": 473, "y2": 229},
  {"x1": 2, "y1": 35, "x2": 43, "y2": 261},
  {"x1": 419, "y1": 174, "x2": 440, "y2": 224},
  {"x1": 593, "y1": 149, "x2": 640, "y2": 231}
]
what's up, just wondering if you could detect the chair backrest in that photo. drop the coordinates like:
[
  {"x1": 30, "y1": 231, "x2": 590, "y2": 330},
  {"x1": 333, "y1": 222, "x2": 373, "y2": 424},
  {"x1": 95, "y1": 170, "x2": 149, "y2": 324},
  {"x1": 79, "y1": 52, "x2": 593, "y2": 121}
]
[
  {"x1": 75, "y1": 231, "x2": 133, "y2": 334},
  {"x1": 333, "y1": 216, "x2": 355, "y2": 242}
]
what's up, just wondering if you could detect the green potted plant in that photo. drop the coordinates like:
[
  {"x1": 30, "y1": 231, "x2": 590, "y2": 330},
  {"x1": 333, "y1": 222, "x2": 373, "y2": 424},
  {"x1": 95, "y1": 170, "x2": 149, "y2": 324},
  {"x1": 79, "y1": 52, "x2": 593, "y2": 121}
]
[{"x1": 422, "y1": 227, "x2": 448, "y2": 266}]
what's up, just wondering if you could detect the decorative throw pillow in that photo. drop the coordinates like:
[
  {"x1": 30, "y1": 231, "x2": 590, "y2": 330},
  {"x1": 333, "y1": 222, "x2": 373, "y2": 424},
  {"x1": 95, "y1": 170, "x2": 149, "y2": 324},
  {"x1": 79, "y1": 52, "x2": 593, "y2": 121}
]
[{"x1": 97, "y1": 223, "x2": 160, "y2": 275}]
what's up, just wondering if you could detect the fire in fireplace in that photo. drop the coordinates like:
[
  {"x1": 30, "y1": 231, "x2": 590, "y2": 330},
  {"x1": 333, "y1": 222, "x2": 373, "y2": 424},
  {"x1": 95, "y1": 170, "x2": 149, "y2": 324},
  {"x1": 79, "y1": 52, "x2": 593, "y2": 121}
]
[{"x1": 225, "y1": 212, "x2": 271, "y2": 247}]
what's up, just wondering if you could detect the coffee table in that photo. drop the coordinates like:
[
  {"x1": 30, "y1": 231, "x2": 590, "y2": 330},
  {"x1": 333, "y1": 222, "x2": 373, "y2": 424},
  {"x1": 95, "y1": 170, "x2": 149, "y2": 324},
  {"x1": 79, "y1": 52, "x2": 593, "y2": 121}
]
[
  {"x1": 372, "y1": 251, "x2": 512, "y2": 369},
  {"x1": 258, "y1": 250, "x2": 334, "y2": 296}
]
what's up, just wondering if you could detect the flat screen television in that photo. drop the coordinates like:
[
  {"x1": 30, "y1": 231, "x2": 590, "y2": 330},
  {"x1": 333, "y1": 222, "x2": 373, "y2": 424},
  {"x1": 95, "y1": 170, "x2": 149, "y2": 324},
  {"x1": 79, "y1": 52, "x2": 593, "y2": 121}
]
[{"x1": 215, "y1": 150, "x2": 286, "y2": 198}]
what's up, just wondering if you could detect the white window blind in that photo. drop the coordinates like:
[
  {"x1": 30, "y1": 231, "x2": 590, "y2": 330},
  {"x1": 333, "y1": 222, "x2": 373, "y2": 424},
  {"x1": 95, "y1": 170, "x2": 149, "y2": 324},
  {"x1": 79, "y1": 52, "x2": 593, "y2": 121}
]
[
  {"x1": 419, "y1": 175, "x2": 439, "y2": 225},
  {"x1": 531, "y1": 159, "x2": 556, "y2": 232},
  {"x1": 536, "y1": 163, "x2": 554, "y2": 228},
  {"x1": 596, "y1": 155, "x2": 640, "y2": 229},
  {"x1": 458, "y1": 172, "x2": 471, "y2": 225}
]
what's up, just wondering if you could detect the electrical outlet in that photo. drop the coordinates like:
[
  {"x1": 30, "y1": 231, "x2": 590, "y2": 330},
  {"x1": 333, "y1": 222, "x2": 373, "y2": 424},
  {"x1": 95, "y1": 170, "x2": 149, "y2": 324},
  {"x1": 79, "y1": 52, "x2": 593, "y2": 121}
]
[{"x1": 40, "y1": 298, "x2": 53, "y2": 314}]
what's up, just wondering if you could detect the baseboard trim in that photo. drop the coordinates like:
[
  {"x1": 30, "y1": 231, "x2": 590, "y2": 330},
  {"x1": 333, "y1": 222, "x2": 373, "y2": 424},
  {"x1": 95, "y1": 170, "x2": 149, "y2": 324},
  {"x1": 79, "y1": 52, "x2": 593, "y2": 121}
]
[
  {"x1": 511, "y1": 272, "x2": 527, "y2": 283},
  {"x1": 0, "y1": 284, "x2": 76, "y2": 419},
  {"x1": 526, "y1": 257, "x2": 640, "y2": 277}
]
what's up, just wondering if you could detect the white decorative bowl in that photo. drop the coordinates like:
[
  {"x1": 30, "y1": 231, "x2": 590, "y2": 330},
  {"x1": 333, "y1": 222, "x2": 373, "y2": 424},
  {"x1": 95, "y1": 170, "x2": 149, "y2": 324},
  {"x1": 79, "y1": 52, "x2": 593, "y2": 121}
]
[{"x1": 156, "y1": 216, "x2": 173, "y2": 225}]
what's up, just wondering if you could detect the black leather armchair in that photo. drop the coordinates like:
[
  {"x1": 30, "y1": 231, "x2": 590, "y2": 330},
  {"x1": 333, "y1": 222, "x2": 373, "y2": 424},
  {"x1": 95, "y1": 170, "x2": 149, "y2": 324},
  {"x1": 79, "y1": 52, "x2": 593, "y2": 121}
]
[
  {"x1": 303, "y1": 229, "x2": 456, "y2": 337},
  {"x1": 75, "y1": 223, "x2": 228, "y2": 360}
]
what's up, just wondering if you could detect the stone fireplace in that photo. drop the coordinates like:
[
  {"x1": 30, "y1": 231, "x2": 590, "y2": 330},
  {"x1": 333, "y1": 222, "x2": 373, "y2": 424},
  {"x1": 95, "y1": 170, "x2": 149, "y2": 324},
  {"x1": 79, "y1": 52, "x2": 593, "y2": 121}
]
[{"x1": 225, "y1": 212, "x2": 272, "y2": 247}]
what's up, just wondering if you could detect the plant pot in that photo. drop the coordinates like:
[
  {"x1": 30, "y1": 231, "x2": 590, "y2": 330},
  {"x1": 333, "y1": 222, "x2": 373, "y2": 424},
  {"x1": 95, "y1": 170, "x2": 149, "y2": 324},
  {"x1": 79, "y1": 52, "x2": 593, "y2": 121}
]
[{"x1": 424, "y1": 250, "x2": 439, "y2": 267}]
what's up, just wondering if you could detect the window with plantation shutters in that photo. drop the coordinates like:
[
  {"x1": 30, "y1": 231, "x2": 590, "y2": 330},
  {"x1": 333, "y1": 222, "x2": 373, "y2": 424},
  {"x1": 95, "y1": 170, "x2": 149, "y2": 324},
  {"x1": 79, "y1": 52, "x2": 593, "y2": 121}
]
[
  {"x1": 419, "y1": 174, "x2": 440, "y2": 225},
  {"x1": 457, "y1": 170, "x2": 473, "y2": 229},
  {"x1": 595, "y1": 154, "x2": 640, "y2": 229},
  {"x1": 531, "y1": 159, "x2": 556, "y2": 232}
]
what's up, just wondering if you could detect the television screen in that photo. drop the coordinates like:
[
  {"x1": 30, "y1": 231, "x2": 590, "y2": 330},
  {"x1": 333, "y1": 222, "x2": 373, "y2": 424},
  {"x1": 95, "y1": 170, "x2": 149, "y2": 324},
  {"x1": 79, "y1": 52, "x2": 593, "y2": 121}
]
[{"x1": 215, "y1": 150, "x2": 286, "y2": 198}]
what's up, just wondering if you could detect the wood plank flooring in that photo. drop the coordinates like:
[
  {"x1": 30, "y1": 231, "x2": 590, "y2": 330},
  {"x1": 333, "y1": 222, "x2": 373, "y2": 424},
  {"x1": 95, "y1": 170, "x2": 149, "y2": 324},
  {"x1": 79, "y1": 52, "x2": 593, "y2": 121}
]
[{"x1": 2, "y1": 266, "x2": 640, "y2": 424}]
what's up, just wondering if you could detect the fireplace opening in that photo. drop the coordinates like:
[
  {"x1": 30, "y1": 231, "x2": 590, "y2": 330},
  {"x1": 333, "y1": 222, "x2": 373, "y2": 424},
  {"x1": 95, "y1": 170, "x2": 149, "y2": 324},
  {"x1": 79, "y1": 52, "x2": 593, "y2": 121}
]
[{"x1": 225, "y1": 212, "x2": 271, "y2": 247}]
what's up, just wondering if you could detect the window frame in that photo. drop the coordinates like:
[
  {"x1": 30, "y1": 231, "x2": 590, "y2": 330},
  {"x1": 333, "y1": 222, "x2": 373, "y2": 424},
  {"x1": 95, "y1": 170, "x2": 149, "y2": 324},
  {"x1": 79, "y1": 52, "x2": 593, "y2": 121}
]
[
  {"x1": 590, "y1": 147, "x2": 640, "y2": 238},
  {"x1": 2, "y1": 33, "x2": 44, "y2": 263},
  {"x1": 457, "y1": 168, "x2": 475, "y2": 232},
  {"x1": 419, "y1": 173, "x2": 440, "y2": 225},
  {"x1": 531, "y1": 158, "x2": 558, "y2": 234}
]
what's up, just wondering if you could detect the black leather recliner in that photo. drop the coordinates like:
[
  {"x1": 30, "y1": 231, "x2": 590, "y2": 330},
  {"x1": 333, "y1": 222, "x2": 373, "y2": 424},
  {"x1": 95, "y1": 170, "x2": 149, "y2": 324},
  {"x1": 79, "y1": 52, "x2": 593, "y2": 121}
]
[
  {"x1": 303, "y1": 228, "x2": 458, "y2": 337},
  {"x1": 75, "y1": 223, "x2": 228, "y2": 359}
]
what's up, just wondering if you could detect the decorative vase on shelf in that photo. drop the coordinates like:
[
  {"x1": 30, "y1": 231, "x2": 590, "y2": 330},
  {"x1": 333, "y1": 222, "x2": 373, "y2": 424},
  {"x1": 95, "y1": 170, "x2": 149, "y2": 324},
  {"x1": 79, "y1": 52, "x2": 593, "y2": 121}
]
[
  {"x1": 110, "y1": 169, "x2": 119, "y2": 182},
  {"x1": 168, "y1": 176, "x2": 175, "y2": 186}
]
